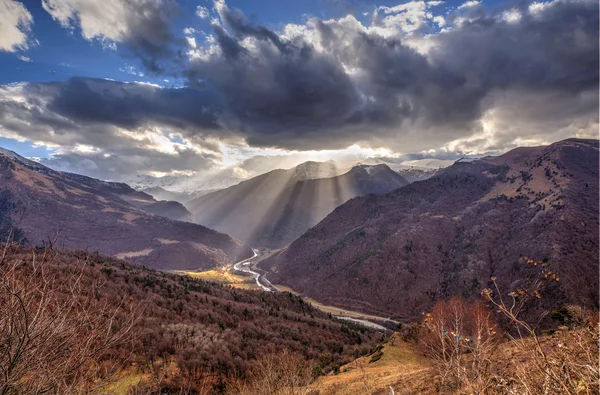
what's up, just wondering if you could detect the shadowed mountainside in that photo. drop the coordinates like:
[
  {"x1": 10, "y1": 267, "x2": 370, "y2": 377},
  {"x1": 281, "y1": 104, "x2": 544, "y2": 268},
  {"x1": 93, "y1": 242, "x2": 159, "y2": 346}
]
[
  {"x1": 187, "y1": 162, "x2": 409, "y2": 248},
  {"x1": 140, "y1": 186, "x2": 196, "y2": 203},
  {"x1": 263, "y1": 139, "x2": 599, "y2": 319},
  {"x1": 0, "y1": 148, "x2": 250, "y2": 270}
]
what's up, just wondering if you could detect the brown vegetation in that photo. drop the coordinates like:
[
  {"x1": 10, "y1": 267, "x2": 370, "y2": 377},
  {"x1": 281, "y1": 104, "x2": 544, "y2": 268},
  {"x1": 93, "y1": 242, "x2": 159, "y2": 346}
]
[
  {"x1": 266, "y1": 139, "x2": 599, "y2": 321},
  {"x1": 0, "y1": 152, "x2": 250, "y2": 271},
  {"x1": 0, "y1": 242, "x2": 137, "y2": 394},
  {"x1": 225, "y1": 350, "x2": 316, "y2": 395},
  {"x1": 416, "y1": 258, "x2": 599, "y2": 394},
  {"x1": 0, "y1": 243, "x2": 378, "y2": 393}
]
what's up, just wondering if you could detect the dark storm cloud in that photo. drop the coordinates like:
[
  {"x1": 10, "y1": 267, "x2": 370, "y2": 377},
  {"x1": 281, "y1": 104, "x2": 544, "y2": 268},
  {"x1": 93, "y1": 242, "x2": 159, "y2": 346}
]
[
  {"x1": 179, "y1": 0, "x2": 598, "y2": 150},
  {"x1": 39, "y1": 147, "x2": 218, "y2": 181},
  {"x1": 1, "y1": 0, "x2": 598, "y2": 179},
  {"x1": 42, "y1": 0, "x2": 188, "y2": 73},
  {"x1": 119, "y1": 0, "x2": 186, "y2": 73},
  {"x1": 0, "y1": 78, "x2": 228, "y2": 144},
  {"x1": 0, "y1": 79, "x2": 227, "y2": 179},
  {"x1": 46, "y1": 78, "x2": 224, "y2": 131},
  {"x1": 186, "y1": 20, "x2": 361, "y2": 148}
]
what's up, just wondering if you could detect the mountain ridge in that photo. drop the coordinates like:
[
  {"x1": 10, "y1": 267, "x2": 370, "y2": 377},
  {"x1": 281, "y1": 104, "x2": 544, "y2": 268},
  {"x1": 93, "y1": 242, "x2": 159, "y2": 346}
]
[
  {"x1": 0, "y1": 148, "x2": 251, "y2": 270},
  {"x1": 262, "y1": 138, "x2": 599, "y2": 319},
  {"x1": 186, "y1": 161, "x2": 409, "y2": 248}
]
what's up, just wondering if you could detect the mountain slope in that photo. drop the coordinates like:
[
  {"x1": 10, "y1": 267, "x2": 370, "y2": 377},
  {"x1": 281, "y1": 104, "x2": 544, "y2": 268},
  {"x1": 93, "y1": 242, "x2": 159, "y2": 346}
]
[
  {"x1": 359, "y1": 157, "x2": 445, "y2": 182},
  {"x1": 140, "y1": 200, "x2": 195, "y2": 223},
  {"x1": 263, "y1": 139, "x2": 599, "y2": 319},
  {"x1": 187, "y1": 162, "x2": 408, "y2": 248},
  {"x1": 139, "y1": 186, "x2": 194, "y2": 203},
  {"x1": 1, "y1": 245, "x2": 378, "y2": 393},
  {"x1": 125, "y1": 169, "x2": 247, "y2": 202},
  {"x1": 0, "y1": 149, "x2": 250, "y2": 270}
]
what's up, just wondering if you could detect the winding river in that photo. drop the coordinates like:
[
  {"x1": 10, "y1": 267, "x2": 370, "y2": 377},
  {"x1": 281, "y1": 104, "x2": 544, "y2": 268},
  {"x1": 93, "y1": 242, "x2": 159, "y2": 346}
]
[{"x1": 232, "y1": 249, "x2": 393, "y2": 331}]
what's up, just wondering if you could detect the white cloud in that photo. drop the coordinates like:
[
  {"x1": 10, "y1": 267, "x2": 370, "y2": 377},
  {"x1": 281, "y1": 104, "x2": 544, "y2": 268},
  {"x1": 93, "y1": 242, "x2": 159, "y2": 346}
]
[
  {"x1": 119, "y1": 65, "x2": 144, "y2": 77},
  {"x1": 0, "y1": 0, "x2": 33, "y2": 52},
  {"x1": 17, "y1": 55, "x2": 32, "y2": 62},
  {"x1": 196, "y1": 5, "x2": 209, "y2": 19},
  {"x1": 529, "y1": 1, "x2": 551, "y2": 15},
  {"x1": 458, "y1": 0, "x2": 481, "y2": 10},
  {"x1": 427, "y1": 1, "x2": 444, "y2": 6},
  {"x1": 433, "y1": 15, "x2": 445, "y2": 27},
  {"x1": 41, "y1": 0, "x2": 177, "y2": 53},
  {"x1": 185, "y1": 36, "x2": 197, "y2": 48},
  {"x1": 42, "y1": 0, "x2": 127, "y2": 45},
  {"x1": 376, "y1": 1, "x2": 430, "y2": 33},
  {"x1": 502, "y1": 9, "x2": 521, "y2": 23}
]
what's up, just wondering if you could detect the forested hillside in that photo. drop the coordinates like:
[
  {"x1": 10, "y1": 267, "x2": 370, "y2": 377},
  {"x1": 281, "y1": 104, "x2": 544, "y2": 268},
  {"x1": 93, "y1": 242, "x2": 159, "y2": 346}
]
[
  {"x1": 0, "y1": 149, "x2": 250, "y2": 270},
  {"x1": 264, "y1": 139, "x2": 599, "y2": 320},
  {"x1": 0, "y1": 244, "x2": 378, "y2": 393}
]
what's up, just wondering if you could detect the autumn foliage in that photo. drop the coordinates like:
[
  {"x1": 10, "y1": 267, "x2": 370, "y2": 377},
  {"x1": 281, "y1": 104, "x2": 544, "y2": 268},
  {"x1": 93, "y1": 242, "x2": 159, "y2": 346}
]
[{"x1": 0, "y1": 243, "x2": 378, "y2": 393}]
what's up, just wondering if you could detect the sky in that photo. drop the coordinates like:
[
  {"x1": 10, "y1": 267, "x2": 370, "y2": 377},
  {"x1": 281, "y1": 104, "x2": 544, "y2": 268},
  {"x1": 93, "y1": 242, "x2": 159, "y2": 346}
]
[{"x1": 0, "y1": 0, "x2": 597, "y2": 182}]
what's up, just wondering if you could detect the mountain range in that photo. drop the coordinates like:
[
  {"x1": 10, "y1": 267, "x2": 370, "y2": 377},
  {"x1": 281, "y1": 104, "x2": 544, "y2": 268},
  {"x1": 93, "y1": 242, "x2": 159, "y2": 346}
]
[
  {"x1": 186, "y1": 161, "x2": 409, "y2": 248},
  {"x1": 126, "y1": 169, "x2": 248, "y2": 203},
  {"x1": 261, "y1": 139, "x2": 599, "y2": 319},
  {"x1": 0, "y1": 148, "x2": 250, "y2": 270}
]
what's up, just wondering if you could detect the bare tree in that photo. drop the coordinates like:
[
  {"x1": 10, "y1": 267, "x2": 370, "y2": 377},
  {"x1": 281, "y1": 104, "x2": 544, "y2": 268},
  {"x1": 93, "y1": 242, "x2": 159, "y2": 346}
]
[
  {"x1": 419, "y1": 297, "x2": 500, "y2": 394},
  {"x1": 0, "y1": 243, "x2": 138, "y2": 394},
  {"x1": 226, "y1": 350, "x2": 317, "y2": 395},
  {"x1": 482, "y1": 276, "x2": 599, "y2": 394}
]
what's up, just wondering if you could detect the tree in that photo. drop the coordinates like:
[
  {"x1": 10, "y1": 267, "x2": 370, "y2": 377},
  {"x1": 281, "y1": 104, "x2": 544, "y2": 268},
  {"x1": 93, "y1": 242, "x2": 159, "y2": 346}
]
[
  {"x1": 419, "y1": 297, "x2": 499, "y2": 393},
  {"x1": 225, "y1": 350, "x2": 317, "y2": 395},
  {"x1": 0, "y1": 243, "x2": 138, "y2": 394}
]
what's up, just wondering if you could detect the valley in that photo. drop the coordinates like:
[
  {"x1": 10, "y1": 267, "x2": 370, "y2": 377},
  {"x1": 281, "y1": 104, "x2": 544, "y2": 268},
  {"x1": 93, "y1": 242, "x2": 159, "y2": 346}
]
[
  {"x1": 0, "y1": 138, "x2": 597, "y2": 394},
  {"x1": 0, "y1": 0, "x2": 597, "y2": 392},
  {"x1": 187, "y1": 246, "x2": 398, "y2": 330}
]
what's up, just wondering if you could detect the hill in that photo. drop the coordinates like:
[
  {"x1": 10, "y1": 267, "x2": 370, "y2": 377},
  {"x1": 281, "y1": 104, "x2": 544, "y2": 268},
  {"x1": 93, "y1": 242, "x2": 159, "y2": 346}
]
[
  {"x1": 139, "y1": 200, "x2": 195, "y2": 222},
  {"x1": 139, "y1": 186, "x2": 195, "y2": 203},
  {"x1": 0, "y1": 148, "x2": 250, "y2": 270},
  {"x1": 0, "y1": 245, "x2": 378, "y2": 394},
  {"x1": 187, "y1": 162, "x2": 408, "y2": 248},
  {"x1": 262, "y1": 139, "x2": 599, "y2": 319}
]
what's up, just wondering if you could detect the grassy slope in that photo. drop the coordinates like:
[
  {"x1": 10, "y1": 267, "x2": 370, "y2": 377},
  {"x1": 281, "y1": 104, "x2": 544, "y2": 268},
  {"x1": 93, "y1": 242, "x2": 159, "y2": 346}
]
[{"x1": 312, "y1": 333, "x2": 432, "y2": 395}]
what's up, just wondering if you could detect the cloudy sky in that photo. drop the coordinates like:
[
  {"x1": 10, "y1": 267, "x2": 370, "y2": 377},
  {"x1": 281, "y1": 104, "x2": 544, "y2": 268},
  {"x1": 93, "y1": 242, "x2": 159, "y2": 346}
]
[{"x1": 0, "y1": 0, "x2": 597, "y2": 182}]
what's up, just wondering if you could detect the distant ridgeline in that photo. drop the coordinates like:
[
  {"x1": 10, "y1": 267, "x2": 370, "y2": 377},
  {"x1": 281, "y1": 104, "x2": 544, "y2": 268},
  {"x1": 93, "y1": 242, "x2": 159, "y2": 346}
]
[{"x1": 264, "y1": 139, "x2": 600, "y2": 321}]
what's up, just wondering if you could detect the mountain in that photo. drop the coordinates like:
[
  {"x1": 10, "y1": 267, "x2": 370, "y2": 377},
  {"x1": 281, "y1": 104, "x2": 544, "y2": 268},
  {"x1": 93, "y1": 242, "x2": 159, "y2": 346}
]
[
  {"x1": 140, "y1": 200, "x2": 195, "y2": 222},
  {"x1": 139, "y1": 186, "x2": 194, "y2": 203},
  {"x1": 359, "y1": 156, "x2": 447, "y2": 182},
  {"x1": 395, "y1": 167, "x2": 442, "y2": 183},
  {"x1": 125, "y1": 169, "x2": 248, "y2": 203},
  {"x1": 262, "y1": 139, "x2": 599, "y2": 319},
  {"x1": 0, "y1": 148, "x2": 250, "y2": 270},
  {"x1": 2, "y1": 245, "x2": 377, "y2": 393},
  {"x1": 186, "y1": 161, "x2": 408, "y2": 248}
]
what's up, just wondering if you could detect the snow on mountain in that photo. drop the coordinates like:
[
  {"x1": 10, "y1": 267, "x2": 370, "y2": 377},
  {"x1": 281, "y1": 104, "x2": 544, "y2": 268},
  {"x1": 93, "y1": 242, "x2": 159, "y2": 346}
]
[
  {"x1": 124, "y1": 171, "x2": 246, "y2": 197},
  {"x1": 286, "y1": 160, "x2": 341, "y2": 180},
  {"x1": 0, "y1": 147, "x2": 46, "y2": 170},
  {"x1": 398, "y1": 158, "x2": 456, "y2": 169}
]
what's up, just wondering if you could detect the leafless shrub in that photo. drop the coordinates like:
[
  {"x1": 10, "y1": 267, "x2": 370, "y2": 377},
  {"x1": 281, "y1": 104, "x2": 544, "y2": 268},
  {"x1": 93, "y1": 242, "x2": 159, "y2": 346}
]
[
  {"x1": 419, "y1": 297, "x2": 500, "y2": 394},
  {"x1": 226, "y1": 349, "x2": 317, "y2": 395},
  {"x1": 482, "y1": 276, "x2": 599, "y2": 394},
  {"x1": 0, "y1": 243, "x2": 138, "y2": 394}
]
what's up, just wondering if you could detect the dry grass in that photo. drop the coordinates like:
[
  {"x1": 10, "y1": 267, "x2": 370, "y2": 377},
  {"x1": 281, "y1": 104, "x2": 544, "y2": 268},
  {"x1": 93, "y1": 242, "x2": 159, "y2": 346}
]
[
  {"x1": 114, "y1": 248, "x2": 154, "y2": 260},
  {"x1": 96, "y1": 369, "x2": 149, "y2": 395},
  {"x1": 182, "y1": 267, "x2": 260, "y2": 290},
  {"x1": 312, "y1": 334, "x2": 432, "y2": 395}
]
